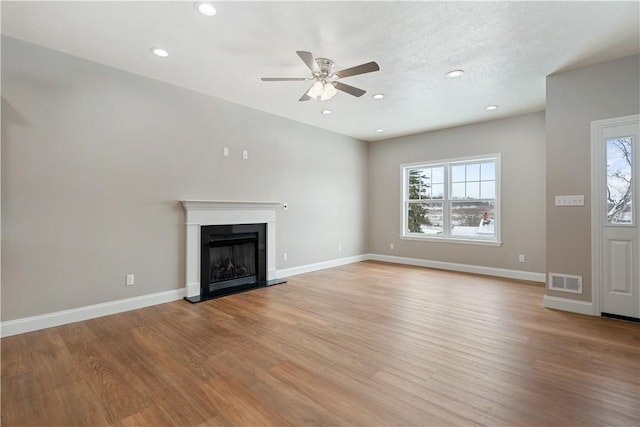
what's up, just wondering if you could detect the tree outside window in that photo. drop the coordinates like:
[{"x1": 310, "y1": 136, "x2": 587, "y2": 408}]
[
  {"x1": 407, "y1": 169, "x2": 430, "y2": 232},
  {"x1": 406, "y1": 167, "x2": 444, "y2": 234}
]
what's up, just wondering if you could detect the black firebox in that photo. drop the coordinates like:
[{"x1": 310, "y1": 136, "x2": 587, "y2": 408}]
[{"x1": 184, "y1": 223, "x2": 284, "y2": 303}]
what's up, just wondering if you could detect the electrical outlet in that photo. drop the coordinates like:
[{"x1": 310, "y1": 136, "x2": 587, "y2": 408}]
[
  {"x1": 518, "y1": 254, "x2": 525, "y2": 263},
  {"x1": 338, "y1": 244, "x2": 342, "y2": 252},
  {"x1": 223, "y1": 147, "x2": 229, "y2": 157},
  {"x1": 390, "y1": 243, "x2": 394, "y2": 250},
  {"x1": 242, "y1": 149, "x2": 248, "y2": 159},
  {"x1": 283, "y1": 252, "x2": 287, "y2": 261},
  {"x1": 126, "y1": 274, "x2": 135, "y2": 286}
]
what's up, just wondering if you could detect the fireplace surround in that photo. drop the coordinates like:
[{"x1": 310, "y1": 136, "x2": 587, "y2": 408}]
[{"x1": 181, "y1": 200, "x2": 285, "y2": 303}]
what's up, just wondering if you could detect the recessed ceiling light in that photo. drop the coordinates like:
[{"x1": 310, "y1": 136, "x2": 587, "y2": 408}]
[
  {"x1": 375, "y1": 128, "x2": 384, "y2": 133},
  {"x1": 446, "y1": 69, "x2": 464, "y2": 78},
  {"x1": 150, "y1": 47, "x2": 169, "y2": 57},
  {"x1": 321, "y1": 109, "x2": 332, "y2": 115},
  {"x1": 486, "y1": 105, "x2": 498, "y2": 111},
  {"x1": 196, "y1": 2, "x2": 217, "y2": 16},
  {"x1": 372, "y1": 93, "x2": 385, "y2": 100}
]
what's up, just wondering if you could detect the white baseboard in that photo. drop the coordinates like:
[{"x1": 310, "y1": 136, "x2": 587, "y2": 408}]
[
  {"x1": 0, "y1": 253, "x2": 551, "y2": 337},
  {"x1": 368, "y1": 253, "x2": 546, "y2": 283},
  {"x1": 543, "y1": 295, "x2": 597, "y2": 316},
  {"x1": 1, "y1": 289, "x2": 185, "y2": 338},
  {"x1": 277, "y1": 254, "x2": 370, "y2": 278}
]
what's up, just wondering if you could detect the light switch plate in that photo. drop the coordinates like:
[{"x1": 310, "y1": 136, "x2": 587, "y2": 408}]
[{"x1": 555, "y1": 195, "x2": 584, "y2": 206}]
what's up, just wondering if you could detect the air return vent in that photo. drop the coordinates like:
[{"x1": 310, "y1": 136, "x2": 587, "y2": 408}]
[{"x1": 548, "y1": 273, "x2": 583, "y2": 294}]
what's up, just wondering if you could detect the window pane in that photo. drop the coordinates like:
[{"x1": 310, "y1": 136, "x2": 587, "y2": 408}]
[
  {"x1": 481, "y1": 162, "x2": 495, "y2": 180},
  {"x1": 407, "y1": 202, "x2": 443, "y2": 235},
  {"x1": 420, "y1": 168, "x2": 432, "y2": 183},
  {"x1": 431, "y1": 183, "x2": 444, "y2": 199},
  {"x1": 423, "y1": 169, "x2": 433, "y2": 199},
  {"x1": 424, "y1": 185, "x2": 433, "y2": 199},
  {"x1": 607, "y1": 137, "x2": 633, "y2": 224},
  {"x1": 432, "y1": 167, "x2": 445, "y2": 184},
  {"x1": 466, "y1": 182, "x2": 480, "y2": 199},
  {"x1": 480, "y1": 180, "x2": 495, "y2": 199},
  {"x1": 466, "y1": 163, "x2": 480, "y2": 181},
  {"x1": 408, "y1": 184, "x2": 420, "y2": 200},
  {"x1": 450, "y1": 201, "x2": 495, "y2": 237},
  {"x1": 451, "y1": 182, "x2": 465, "y2": 199},
  {"x1": 451, "y1": 165, "x2": 465, "y2": 183},
  {"x1": 408, "y1": 170, "x2": 428, "y2": 200}
]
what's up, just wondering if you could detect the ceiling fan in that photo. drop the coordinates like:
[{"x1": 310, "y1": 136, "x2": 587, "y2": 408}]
[{"x1": 261, "y1": 51, "x2": 380, "y2": 101}]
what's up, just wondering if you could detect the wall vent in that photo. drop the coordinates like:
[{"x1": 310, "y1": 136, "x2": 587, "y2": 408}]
[{"x1": 548, "y1": 273, "x2": 583, "y2": 294}]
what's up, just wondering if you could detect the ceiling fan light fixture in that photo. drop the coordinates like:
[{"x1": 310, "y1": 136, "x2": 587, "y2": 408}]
[
  {"x1": 196, "y1": 2, "x2": 217, "y2": 16},
  {"x1": 307, "y1": 81, "x2": 324, "y2": 99},
  {"x1": 486, "y1": 105, "x2": 498, "y2": 111},
  {"x1": 320, "y1": 82, "x2": 337, "y2": 100},
  {"x1": 307, "y1": 81, "x2": 337, "y2": 101},
  {"x1": 321, "y1": 109, "x2": 332, "y2": 115},
  {"x1": 375, "y1": 128, "x2": 384, "y2": 133},
  {"x1": 372, "y1": 93, "x2": 384, "y2": 100},
  {"x1": 446, "y1": 69, "x2": 464, "y2": 78}
]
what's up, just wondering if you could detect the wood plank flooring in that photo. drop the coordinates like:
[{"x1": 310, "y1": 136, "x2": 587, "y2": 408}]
[{"x1": 2, "y1": 261, "x2": 639, "y2": 426}]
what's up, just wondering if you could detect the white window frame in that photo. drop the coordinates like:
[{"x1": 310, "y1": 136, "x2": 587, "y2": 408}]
[{"x1": 400, "y1": 154, "x2": 502, "y2": 246}]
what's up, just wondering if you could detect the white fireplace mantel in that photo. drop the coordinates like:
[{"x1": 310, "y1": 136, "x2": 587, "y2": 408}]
[{"x1": 181, "y1": 200, "x2": 283, "y2": 298}]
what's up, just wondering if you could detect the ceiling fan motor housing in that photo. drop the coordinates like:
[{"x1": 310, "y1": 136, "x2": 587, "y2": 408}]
[{"x1": 315, "y1": 58, "x2": 335, "y2": 78}]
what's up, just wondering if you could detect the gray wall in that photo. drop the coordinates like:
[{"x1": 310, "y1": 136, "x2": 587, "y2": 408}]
[
  {"x1": 546, "y1": 54, "x2": 640, "y2": 302},
  {"x1": 1, "y1": 37, "x2": 369, "y2": 321},
  {"x1": 368, "y1": 112, "x2": 547, "y2": 273}
]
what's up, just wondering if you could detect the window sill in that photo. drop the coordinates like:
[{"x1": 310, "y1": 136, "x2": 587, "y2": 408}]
[{"x1": 400, "y1": 235, "x2": 503, "y2": 247}]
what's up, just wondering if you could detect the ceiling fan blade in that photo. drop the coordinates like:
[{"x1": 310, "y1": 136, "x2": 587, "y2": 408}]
[
  {"x1": 261, "y1": 77, "x2": 309, "y2": 81},
  {"x1": 333, "y1": 81, "x2": 366, "y2": 97},
  {"x1": 299, "y1": 83, "x2": 313, "y2": 101},
  {"x1": 334, "y1": 61, "x2": 380, "y2": 79},
  {"x1": 296, "y1": 51, "x2": 317, "y2": 73}
]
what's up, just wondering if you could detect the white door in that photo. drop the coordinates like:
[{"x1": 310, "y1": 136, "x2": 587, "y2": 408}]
[{"x1": 592, "y1": 115, "x2": 639, "y2": 319}]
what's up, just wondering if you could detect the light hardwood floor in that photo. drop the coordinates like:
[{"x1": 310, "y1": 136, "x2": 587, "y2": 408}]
[{"x1": 2, "y1": 261, "x2": 639, "y2": 426}]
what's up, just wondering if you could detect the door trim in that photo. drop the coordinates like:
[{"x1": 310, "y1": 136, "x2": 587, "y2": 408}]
[{"x1": 591, "y1": 114, "x2": 640, "y2": 315}]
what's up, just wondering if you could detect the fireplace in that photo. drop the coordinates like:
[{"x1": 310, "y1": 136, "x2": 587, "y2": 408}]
[
  {"x1": 200, "y1": 223, "x2": 266, "y2": 299},
  {"x1": 181, "y1": 200, "x2": 286, "y2": 303}
]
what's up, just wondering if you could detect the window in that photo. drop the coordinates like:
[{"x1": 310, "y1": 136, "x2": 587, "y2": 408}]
[
  {"x1": 402, "y1": 154, "x2": 500, "y2": 245},
  {"x1": 606, "y1": 136, "x2": 633, "y2": 225}
]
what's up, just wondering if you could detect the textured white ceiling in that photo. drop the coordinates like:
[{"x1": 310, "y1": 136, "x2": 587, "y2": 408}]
[{"x1": 2, "y1": 1, "x2": 639, "y2": 141}]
